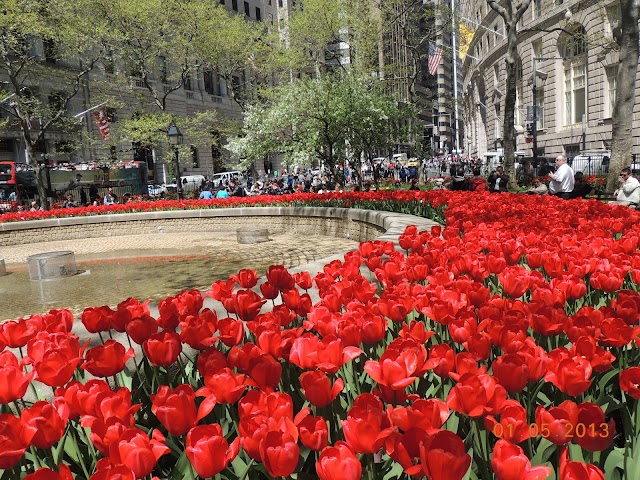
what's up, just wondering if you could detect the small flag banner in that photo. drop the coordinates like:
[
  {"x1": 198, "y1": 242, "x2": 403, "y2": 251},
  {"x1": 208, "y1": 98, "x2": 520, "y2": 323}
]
[
  {"x1": 428, "y1": 43, "x2": 444, "y2": 76},
  {"x1": 92, "y1": 107, "x2": 111, "y2": 142}
]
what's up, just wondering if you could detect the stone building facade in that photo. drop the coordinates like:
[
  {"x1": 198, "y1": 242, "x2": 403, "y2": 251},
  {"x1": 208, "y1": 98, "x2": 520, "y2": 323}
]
[
  {"x1": 0, "y1": 0, "x2": 289, "y2": 182},
  {"x1": 461, "y1": 0, "x2": 624, "y2": 163}
]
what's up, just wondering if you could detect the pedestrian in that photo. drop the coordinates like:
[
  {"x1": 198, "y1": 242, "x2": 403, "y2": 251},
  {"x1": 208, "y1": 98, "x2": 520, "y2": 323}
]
[
  {"x1": 548, "y1": 155, "x2": 574, "y2": 199},
  {"x1": 199, "y1": 187, "x2": 213, "y2": 199},
  {"x1": 613, "y1": 167, "x2": 640, "y2": 207},
  {"x1": 103, "y1": 188, "x2": 117, "y2": 205},
  {"x1": 488, "y1": 166, "x2": 509, "y2": 193}
]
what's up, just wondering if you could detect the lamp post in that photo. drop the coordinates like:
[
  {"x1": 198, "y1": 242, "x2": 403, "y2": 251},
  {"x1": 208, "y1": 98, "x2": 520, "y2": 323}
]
[{"x1": 167, "y1": 121, "x2": 183, "y2": 200}]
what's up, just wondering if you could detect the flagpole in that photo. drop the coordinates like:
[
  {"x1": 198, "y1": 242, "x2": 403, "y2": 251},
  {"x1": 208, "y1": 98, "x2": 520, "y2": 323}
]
[
  {"x1": 73, "y1": 101, "x2": 107, "y2": 119},
  {"x1": 452, "y1": 0, "x2": 460, "y2": 155}
]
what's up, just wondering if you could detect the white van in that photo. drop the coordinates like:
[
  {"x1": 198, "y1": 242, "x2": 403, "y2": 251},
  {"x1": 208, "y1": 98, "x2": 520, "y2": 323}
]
[
  {"x1": 392, "y1": 153, "x2": 408, "y2": 163},
  {"x1": 569, "y1": 151, "x2": 610, "y2": 176},
  {"x1": 179, "y1": 175, "x2": 206, "y2": 192},
  {"x1": 210, "y1": 171, "x2": 243, "y2": 188}
]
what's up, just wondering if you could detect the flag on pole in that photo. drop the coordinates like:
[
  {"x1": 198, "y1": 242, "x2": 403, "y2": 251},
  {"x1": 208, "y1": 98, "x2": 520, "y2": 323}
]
[
  {"x1": 92, "y1": 107, "x2": 111, "y2": 142},
  {"x1": 458, "y1": 23, "x2": 475, "y2": 60},
  {"x1": 428, "y1": 43, "x2": 444, "y2": 76}
]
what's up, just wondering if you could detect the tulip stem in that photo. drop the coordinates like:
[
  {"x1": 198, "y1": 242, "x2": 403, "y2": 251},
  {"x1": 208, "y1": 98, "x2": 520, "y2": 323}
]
[{"x1": 69, "y1": 428, "x2": 92, "y2": 479}]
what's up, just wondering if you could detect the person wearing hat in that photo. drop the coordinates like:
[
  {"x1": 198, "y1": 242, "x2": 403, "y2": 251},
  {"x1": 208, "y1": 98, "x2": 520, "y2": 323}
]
[{"x1": 228, "y1": 179, "x2": 246, "y2": 197}]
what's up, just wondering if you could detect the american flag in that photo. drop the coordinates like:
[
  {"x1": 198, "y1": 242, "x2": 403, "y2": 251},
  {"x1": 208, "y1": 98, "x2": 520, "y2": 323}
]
[
  {"x1": 428, "y1": 43, "x2": 444, "y2": 76},
  {"x1": 92, "y1": 107, "x2": 111, "y2": 142}
]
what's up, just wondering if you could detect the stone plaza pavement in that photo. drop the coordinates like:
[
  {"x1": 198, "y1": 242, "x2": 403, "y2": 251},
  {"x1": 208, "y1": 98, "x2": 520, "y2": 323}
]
[{"x1": 1, "y1": 232, "x2": 360, "y2": 266}]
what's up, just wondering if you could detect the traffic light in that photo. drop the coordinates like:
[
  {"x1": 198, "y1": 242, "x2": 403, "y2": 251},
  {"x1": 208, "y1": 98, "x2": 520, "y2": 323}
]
[{"x1": 526, "y1": 123, "x2": 535, "y2": 135}]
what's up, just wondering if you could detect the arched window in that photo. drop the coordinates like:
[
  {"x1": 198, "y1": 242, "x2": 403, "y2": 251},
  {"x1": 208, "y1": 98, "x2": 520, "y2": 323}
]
[{"x1": 560, "y1": 26, "x2": 588, "y2": 125}]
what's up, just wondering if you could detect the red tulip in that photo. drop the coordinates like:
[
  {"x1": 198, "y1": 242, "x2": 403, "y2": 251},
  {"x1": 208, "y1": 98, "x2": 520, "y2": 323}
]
[
  {"x1": 142, "y1": 331, "x2": 182, "y2": 367},
  {"x1": 55, "y1": 379, "x2": 112, "y2": 419},
  {"x1": 22, "y1": 400, "x2": 69, "y2": 449},
  {"x1": 575, "y1": 403, "x2": 615, "y2": 452},
  {"x1": 124, "y1": 314, "x2": 157, "y2": 345},
  {"x1": 81, "y1": 306, "x2": 115, "y2": 334},
  {"x1": 297, "y1": 414, "x2": 328, "y2": 451},
  {"x1": 484, "y1": 400, "x2": 531, "y2": 445},
  {"x1": 178, "y1": 309, "x2": 218, "y2": 350},
  {"x1": 231, "y1": 268, "x2": 259, "y2": 288},
  {"x1": 289, "y1": 334, "x2": 361, "y2": 374},
  {"x1": 0, "y1": 413, "x2": 36, "y2": 469},
  {"x1": 109, "y1": 428, "x2": 170, "y2": 479},
  {"x1": 559, "y1": 447, "x2": 605, "y2": 480},
  {"x1": 420, "y1": 430, "x2": 471, "y2": 480},
  {"x1": 535, "y1": 400, "x2": 579, "y2": 446},
  {"x1": 266, "y1": 265, "x2": 296, "y2": 291},
  {"x1": 316, "y1": 441, "x2": 362, "y2": 480},
  {"x1": 82, "y1": 340, "x2": 135, "y2": 377},
  {"x1": 342, "y1": 393, "x2": 393, "y2": 454},
  {"x1": 492, "y1": 353, "x2": 529, "y2": 393},
  {"x1": 23, "y1": 465, "x2": 74, "y2": 480},
  {"x1": 446, "y1": 373, "x2": 507, "y2": 417},
  {"x1": 199, "y1": 368, "x2": 249, "y2": 404},
  {"x1": 27, "y1": 332, "x2": 84, "y2": 387},
  {"x1": 300, "y1": 370, "x2": 343, "y2": 407},
  {"x1": 217, "y1": 317, "x2": 245, "y2": 347},
  {"x1": 151, "y1": 385, "x2": 197, "y2": 436},
  {"x1": 620, "y1": 366, "x2": 640, "y2": 399},
  {"x1": 544, "y1": 356, "x2": 592, "y2": 396},
  {"x1": 186, "y1": 424, "x2": 240, "y2": 478},
  {"x1": 89, "y1": 460, "x2": 135, "y2": 480},
  {"x1": 384, "y1": 428, "x2": 428, "y2": 476},
  {"x1": 294, "y1": 271, "x2": 313, "y2": 290},
  {"x1": 491, "y1": 439, "x2": 552, "y2": 480},
  {"x1": 388, "y1": 398, "x2": 449, "y2": 434},
  {"x1": 259, "y1": 430, "x2": 299, "y2": 478},
  {"x1": 0, "y1": 351, "x2": 36, "y2": 404},
  {"x1": 235, "y1": 289, "x2": 267, "y2": 322},
  {"x1": 0, "y1": 317, "x2": 41, "y2": 348}
]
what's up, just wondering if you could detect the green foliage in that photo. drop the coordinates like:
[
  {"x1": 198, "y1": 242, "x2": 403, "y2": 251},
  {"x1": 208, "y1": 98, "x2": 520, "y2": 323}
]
[{"x1": 228, "y1": 74, "x2": 409, "y2": 180}]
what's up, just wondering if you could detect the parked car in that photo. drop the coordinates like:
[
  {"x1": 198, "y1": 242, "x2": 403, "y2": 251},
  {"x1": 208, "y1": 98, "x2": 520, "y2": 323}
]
[{"x1": 210, "y1": 171, "x2": 243, "y2": 188}]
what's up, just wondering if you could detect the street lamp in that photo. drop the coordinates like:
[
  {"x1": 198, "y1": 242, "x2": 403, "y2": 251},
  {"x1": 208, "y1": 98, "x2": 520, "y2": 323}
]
[{"x1": 167, "y1": 121, "x2": 184, "y2": 200}]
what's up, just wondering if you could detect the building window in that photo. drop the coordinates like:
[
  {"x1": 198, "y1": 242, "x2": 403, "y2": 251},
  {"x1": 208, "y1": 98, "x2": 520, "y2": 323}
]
[
  {"x1": 220, "y1": 0, "x2": 225, "y2": 4},
  {"x1": 184, "y1": 72, "x2": 194, "y2": 91},
  {"x1": 232, "y1": 0, "x2": 237, "y2": 11},
  {"x1": 564, "y1": 63, "x2": 586, "y2": 125},
  {"x1": 494, "y1": 105, "x2": 501, "y2": 141},
  {"x1": 493, "y1": 64, "x2": 499, "y2": 87},
  {"x1": 515, "y1": 62, "x2": 523, "y2": 126},
  {"x1": 48, "y1": 91, "x2": 66, "y2": 113},
  {"x1": 244, "y1": 1, "x2": 250, "y2": 16},
  {"x1": 158, "y1": 56, "x2": 168, "y2": 84},
  {"x1": 606, "y1": 65, "x2": 618, "y2": 118},
  {"x1": 562, "y1": 28, "x2": 587, "y2": 125},
  {"x1": 43, "y1": 39, "x2": 57, "y2": 64},
  {"x1": 255, "y1": 6, "x2": 261, "y2": 21},
  {"x1": 533, "y1": 0, "x2": 542, "y2": 19},
  {"x1": 278, "y1": 0, "x2": 283, "y2": 7}
]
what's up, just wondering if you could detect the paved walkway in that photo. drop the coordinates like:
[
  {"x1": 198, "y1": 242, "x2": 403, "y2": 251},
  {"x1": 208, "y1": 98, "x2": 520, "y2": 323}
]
[{"x1": 1, "y1": 232, "x2": 358, "y2": 265}]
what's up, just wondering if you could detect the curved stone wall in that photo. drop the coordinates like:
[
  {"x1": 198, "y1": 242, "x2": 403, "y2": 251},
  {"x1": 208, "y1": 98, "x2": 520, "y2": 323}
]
[{"x1": 0, "y1": 207, "x2": 438, "y2": 248}]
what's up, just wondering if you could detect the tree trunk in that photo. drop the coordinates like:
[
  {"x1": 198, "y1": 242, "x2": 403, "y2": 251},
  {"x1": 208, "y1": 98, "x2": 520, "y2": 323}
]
[
  {"x1": 502, "y1": 23, "x2": 519, "y2": 188},
  {"x1": 608, "y1": 0, "x2": 640, "y2": 192},
  {"x1": 21, "y1": 128, "x2": 50, "y2": 210}
]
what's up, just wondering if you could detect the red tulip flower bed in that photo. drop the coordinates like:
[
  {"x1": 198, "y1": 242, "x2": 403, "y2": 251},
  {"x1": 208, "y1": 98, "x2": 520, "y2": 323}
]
[{"x1": 2, "y1": 192, "x2": 640, "y2": 479}]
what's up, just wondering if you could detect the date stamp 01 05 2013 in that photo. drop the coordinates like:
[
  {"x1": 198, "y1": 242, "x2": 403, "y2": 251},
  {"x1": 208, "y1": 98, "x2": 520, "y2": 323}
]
[{"x1": 492, "y1": 422, "x2": 611, "y2": 440}]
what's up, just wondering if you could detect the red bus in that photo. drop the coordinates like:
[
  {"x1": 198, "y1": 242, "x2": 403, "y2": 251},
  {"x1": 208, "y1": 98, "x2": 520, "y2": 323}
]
[{"x1": 0, "y1": 161, "x2": 19, "y2": 211}]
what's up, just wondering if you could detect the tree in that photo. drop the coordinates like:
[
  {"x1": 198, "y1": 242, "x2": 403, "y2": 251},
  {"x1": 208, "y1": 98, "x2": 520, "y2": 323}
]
[
  {"x1": 608, "y1": 0, "x2": 640, "y2": 192},
  {"x1": 228, "y1": 74, "x2": 406, "y2": 185},
  {"x1": 92, "y1": 0, "x2": 232, "y2": 186},
  {"x1": 486, "y1": 0, "x2": 531, "y2": 187},
  {"x1": 0, "y1": 0, "x2": 107, "y2": 209}
]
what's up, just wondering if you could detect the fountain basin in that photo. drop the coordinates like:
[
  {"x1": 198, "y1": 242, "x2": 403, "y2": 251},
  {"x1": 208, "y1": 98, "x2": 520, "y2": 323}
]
[{"x1": 27, "y1": 251, "x2": 78, "y2": 280}]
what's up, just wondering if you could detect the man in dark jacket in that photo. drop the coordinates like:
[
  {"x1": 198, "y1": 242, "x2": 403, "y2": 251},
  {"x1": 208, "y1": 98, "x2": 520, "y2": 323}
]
[
  {"x1": 229, "y1": 180, "x2": 245, "y2": 197},
  {"x1": 488, "y1": 166, "x2": 509, "y2": 193}
]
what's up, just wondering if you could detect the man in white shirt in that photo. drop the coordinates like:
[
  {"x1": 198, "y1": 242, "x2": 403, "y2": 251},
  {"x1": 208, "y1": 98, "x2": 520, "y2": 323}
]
[
  {"x1": 613, "y1": 167, "x2": 640, "y2": 207},
  {"x1": 548, "y1": 155, "x2": 574, "y2": 199}
]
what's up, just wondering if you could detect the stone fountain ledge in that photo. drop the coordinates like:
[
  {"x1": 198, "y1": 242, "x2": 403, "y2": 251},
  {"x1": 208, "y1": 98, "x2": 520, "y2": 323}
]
[{"x1": 0, "y1": 207, "x2": 439, "y2": 249}]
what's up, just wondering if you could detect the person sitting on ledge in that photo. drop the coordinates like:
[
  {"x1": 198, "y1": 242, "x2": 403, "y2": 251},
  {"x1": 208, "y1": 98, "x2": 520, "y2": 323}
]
[{"x1": 526, "y1": 177, "x2": 548, "y2": 195}]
